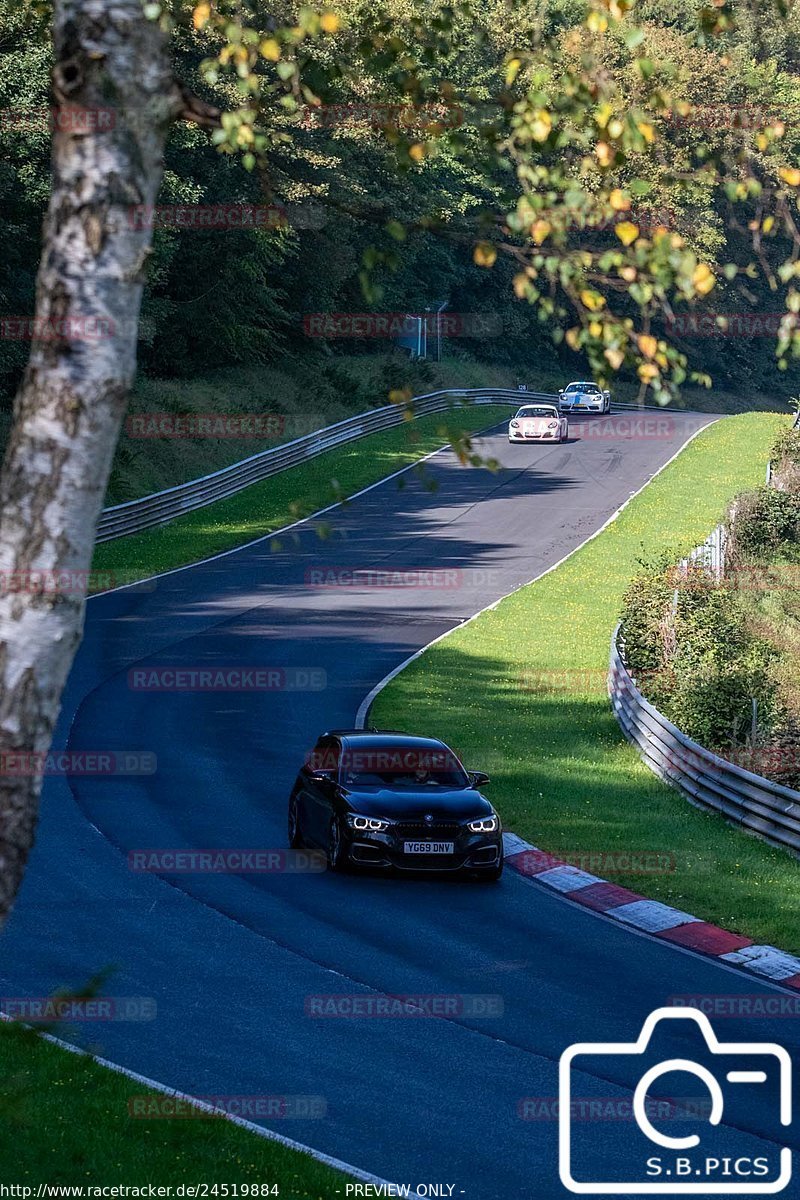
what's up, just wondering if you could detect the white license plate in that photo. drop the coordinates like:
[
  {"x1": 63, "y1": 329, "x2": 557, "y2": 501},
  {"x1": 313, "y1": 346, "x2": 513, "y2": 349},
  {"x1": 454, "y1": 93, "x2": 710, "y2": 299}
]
[{"x1": 403, "y1": 841, "x2": 455, "y2": 855}]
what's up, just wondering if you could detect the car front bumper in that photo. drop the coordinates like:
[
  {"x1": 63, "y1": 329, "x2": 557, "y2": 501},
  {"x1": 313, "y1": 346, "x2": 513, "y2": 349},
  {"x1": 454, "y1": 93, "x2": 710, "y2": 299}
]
[
  {"x1": 344, "y1": 825, "x2": 503, "y2": 872},
  {"x1": 559, "y1": 399, "x2": 605, "y2": 412},
  {"x1": 508, "y1": 430, "x2": 560, "y2": 441}
]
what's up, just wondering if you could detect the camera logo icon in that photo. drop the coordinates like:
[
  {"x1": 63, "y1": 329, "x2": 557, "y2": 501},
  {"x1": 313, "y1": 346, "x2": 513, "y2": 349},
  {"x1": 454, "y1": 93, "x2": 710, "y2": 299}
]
[{"x1": 559, "y1": 1007, "x2": 792, "y2": 1194}]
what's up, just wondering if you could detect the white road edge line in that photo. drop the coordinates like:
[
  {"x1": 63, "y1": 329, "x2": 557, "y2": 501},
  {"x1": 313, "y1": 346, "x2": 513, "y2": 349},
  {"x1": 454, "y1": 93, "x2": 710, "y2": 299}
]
[
  {"x1": 0, "y1": 1013, "x2": 425, "y2": 1198},
  {"x1": 355, "y1": 418, "x2": 718, "y2": 727}
]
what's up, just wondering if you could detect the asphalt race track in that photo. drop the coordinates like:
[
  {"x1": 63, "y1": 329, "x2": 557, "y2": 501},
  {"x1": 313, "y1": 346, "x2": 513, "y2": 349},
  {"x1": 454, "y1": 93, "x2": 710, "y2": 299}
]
[{"x1": 4, "y1": 411, "x2": 799, "y2": 1198}]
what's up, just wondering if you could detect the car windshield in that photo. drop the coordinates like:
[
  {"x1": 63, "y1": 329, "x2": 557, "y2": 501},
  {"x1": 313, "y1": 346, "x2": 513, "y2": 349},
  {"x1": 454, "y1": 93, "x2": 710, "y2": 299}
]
[
  {"x1": 565, "y1": 383, "x2": 599, "y2": 394},
  {"x1": 341, "y1": 745, "x2": 469, "y2": 789},
  {"x1": 516, "y1": 407, "x2": 556, "y2": 418}
]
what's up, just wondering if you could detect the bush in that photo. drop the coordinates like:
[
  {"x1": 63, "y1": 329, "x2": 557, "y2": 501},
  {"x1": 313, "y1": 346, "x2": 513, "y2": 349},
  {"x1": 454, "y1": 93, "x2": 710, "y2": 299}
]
[
  {"x1": 620, "y1": 561, "x2": 780, "y2": 753},
  {"x1": 619, "y1": 553, "x2": 680, "y2": 679},
  {"x1": 769, "y1": 423, "x2": 800, "y2": 494},
  {"x1": 667, "y1": 587, "x2": 779, "y2": 749},
  {"x1": 726, "y1": 486, "x2": 800, "y2": 561}
]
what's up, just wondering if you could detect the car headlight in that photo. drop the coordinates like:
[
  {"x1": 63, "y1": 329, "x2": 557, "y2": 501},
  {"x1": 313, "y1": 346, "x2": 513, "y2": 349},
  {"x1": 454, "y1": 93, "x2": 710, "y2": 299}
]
[
  {"x1": 468, "y1": 815, "x2": 499, "y2": 833},
  {"x1": 347, "y1": 814, "x2": 391, "y2": 832},
  {"x1": 547, "y1": 420, "x2": 558, "y2": 429},
  {"x1": 510, "y1": 420, "x2": 519, "y2": 428}
]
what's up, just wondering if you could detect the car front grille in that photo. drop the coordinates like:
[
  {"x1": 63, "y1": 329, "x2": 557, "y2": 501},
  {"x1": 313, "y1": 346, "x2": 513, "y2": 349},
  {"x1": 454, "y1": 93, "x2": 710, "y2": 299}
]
[{"x1": 394, "y1": 821, "x2": 462, "y2": 839}]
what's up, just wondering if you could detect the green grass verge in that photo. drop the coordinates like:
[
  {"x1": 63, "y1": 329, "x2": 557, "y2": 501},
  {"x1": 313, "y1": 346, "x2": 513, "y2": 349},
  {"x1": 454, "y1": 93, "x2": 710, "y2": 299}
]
[
  {"x1": 92, "y1": 404, "x2": 512, "y2": 586},
  {"x1": 371, "y1": 412, "x2": 800, "y2": 953},
  {"x1": 0, "y1": 1022, "x2": 350, "y2": 1193}
]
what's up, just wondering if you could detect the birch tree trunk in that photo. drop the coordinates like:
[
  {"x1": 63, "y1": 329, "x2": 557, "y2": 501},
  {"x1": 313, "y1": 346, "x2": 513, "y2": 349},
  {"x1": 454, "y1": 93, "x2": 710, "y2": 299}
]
[{"x1": 0, "y1": 0, "x2": 181, "y2": 927}]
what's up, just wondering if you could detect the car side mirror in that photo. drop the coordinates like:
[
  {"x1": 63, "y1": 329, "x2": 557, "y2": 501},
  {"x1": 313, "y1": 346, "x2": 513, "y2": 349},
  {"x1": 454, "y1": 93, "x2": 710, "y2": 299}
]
[
  {"x1": 469, "y1": 770, "x2": 490, "y2": 787},
  {"x1": 307, "y1": 768, "x2": 334, "y2": 782}
]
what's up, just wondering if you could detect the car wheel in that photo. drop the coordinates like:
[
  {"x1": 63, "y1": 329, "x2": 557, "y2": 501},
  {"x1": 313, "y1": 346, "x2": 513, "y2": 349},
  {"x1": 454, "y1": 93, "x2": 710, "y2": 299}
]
[
  {"x1": 326, "y1": 815, "x2": 346, "y2": 871},
  {"x1": 288, "y1": 795, "x2": 304, "y2": 849}
]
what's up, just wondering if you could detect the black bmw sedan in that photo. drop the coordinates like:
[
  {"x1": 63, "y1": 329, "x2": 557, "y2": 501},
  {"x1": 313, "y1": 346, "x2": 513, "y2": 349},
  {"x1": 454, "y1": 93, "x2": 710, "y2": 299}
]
[{"x1": 288, "y1": 730, "x2": 503, "y2": 880}]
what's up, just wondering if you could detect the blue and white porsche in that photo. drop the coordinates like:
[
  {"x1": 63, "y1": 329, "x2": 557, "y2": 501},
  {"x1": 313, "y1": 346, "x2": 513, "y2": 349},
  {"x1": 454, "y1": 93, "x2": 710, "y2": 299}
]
[{"x1": 558, "y1": 381, "x2": 611, "y2": 414}]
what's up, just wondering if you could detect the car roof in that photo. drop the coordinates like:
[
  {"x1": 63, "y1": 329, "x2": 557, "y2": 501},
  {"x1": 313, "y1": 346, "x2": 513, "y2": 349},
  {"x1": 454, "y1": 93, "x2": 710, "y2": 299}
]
[
  {"x1": 566, "y1": 380, "x2": 598, "y2": 387},
  {"x1": 322, "y1": 729, "x2": 450, "y2": 750}
]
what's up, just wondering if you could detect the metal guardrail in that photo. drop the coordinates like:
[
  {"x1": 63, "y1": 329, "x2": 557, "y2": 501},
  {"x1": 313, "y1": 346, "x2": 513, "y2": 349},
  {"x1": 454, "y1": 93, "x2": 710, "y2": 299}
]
[
  {"x1": 609, "y1": 626, "x2": 800, "y2": 857},
  {"x1": 96, "y1": 387, "x2": 556, "y2": 543},
  {"x1": 97, "y1": 388, "x2": 718, "y2": 543}
]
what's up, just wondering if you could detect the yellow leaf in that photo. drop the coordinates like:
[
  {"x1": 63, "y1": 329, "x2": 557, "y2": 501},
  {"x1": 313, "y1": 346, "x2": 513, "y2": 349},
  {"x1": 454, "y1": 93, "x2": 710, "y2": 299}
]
[
  {"x1": 408, "y1": 143, "x2": 426, "y2": 162},
  {"x1": 587, "y1": 10, "x2": 608, "y2": 32},
  {"x1": 620, "y1": 265, "x2": 637, "y2": 282},
  {"x1": 389, "y1": 388, "x2": 413, "y2": 406},
  {"x1": 531, "y1": 110, "x2": 552, "y2": 142},
  {"x1": 638, "y1": 362, "x2": 659, "y2": 382},
  {"x1": 607, "y1": 118, "x2": 623, "y2": 139},
  {"x1": 580, "y1": 289, "x2": 606, "y2": 312},
  {"x1": 609, "y1": 189, "x2": 630, "y2": 211},
  {"x1": 513, "y1": 272, "x2": 530, "y2": 298},
  {"x1": 506, "y1": 57, "x2": 523, "y2": 86},
  {"x1": 259, "y1": 38, "x2": 281, "y2": 61},
  {"x1": 637, "y1": 333, "x2": 658, "y2": 358},
  {"x1": 589, "y1": 320, "x2": 603, "y2": 338},
  {"x1": 637, "y1": 121, "x2": 655, "y2": 143},
  {"x1": 779, "y1": 166, "x2": 800, "y2": 187},
  {"x1": 193, "y1": 2, "x2": 210, "y2": 28},
  {"x1": 615, "y1": 221, "x2": 639, "y2": 246},
  {"x1": 474, "y1": 241, "x2": 497, "y2": 268},
  {"x1": 692, "y1": 262, "x2": 715, "y2": 295},
  {"x1": 604, "y1": 347, "x2": 624, "y2": 369},
  {"x1": 596, "y1": 141, "x2": 612, "y2": 167},
  {"x1": 596, "y1": 102, "x2": 613, "y2": 130},
  {"x1": 236, "y1": 125, "x2": 254, "y2": 146},
  {"x1": 531, "y1": 219, "x2": 551, "y2": 245},
  {"x1": 565, "y1": 327, "x2": 581, "y2": 350},
  {"x1": 320, "y1": 10, "x2": 340, "y2": 32}
]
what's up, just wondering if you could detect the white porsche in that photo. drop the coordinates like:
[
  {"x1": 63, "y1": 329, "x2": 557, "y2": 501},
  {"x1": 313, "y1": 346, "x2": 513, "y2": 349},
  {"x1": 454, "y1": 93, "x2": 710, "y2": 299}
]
[
  {"x1": 558, "y1": 380, "x2": 611, "y2": 414},
  {"x1": 508, "y1": 403, "x2": 569, "y2": 444}
]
